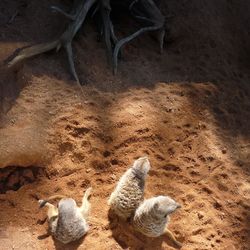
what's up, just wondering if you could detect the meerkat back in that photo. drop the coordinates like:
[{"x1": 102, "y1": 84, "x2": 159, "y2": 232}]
[
  {"x1": 108, "y1": 156, "x2": 151, "y2": 220},
  {"x1": 133, "y1": 196, "x2": 181, "y2": 237},
  {"x1": 53, "y1": 198, "x2": 89, "y2": 244}
]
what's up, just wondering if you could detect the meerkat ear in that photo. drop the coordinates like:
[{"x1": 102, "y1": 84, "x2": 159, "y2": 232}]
[{"x1": 153, "y1": 201, "x2": 159, "y2": 210}]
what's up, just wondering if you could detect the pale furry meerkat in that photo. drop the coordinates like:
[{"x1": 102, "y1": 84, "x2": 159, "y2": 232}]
[
  {"x1": 108, "y1": 156, "x2": 151, "y2": 220},
  {"x1": 133, "y1": 196, "x2": 182, "y2": 248},
  {"x1": 38, "y1": 187, "x2": 92, "y2": 244}
]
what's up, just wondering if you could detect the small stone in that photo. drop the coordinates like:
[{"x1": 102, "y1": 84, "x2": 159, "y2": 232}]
[
  {"x1": 111, "y1": 174, "x2": 116, "y2": 180},
  {"x1": 19, "y1": 176, "x2": 27, "y2": 185},
  {"x1": 0, "y1": 171, "x2": 9, "y2": 180},
  {"x1": 6, "y1": 190, "x2": 15, "y2": 195},
  {"x1": 197, "y1": 212, "x2": 204, "y2": 220},
  {"x1": 103, "y1": 151, "x2": 111, "y2": 157},
  {"x1": 23, "y1": 169, "x2": 34, "y2": 181},
  {"x1": 222, "y1": 148, "x2": 227, "y2": 154},
  {"x1": 86, "y1": 168, "x2": 91, "y2": 173},
  {"x1": 110, "y1": 159, "x2": 118, "y2": 165},
  {"x1": 75, "y1": 103, "x2": 83, "y2": 108},
  {"x1": 6, "y1": 172, "x2": 19, "y2": 189}
]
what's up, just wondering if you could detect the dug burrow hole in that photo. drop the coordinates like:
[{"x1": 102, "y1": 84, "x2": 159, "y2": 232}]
[{"x1": 0, "y1": 166, "x2": 46, "y2": 193}]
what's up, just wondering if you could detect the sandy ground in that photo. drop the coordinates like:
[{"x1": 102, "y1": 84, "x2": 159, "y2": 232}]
[{"x1": 0, "y1": 0, "x2": 250, "y2": 249}]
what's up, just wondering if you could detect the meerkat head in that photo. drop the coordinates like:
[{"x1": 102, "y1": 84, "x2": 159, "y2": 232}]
[
  {"x1": 132, "y1": 156, "x2": 151, "y2": 176},
  {"x1": 58, "y1": 198, "x2": 77, "y2": 218},
  {"x1": 152, "y1": 196, "x2": 181, "y2": 218}
]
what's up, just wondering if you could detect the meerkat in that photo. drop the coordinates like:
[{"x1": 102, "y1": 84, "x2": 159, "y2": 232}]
[
  {"x1": 133, "y1": 195, "x2": 182, "y2": 248},
  {"x1": 108, "y1": 156, "x2": 151, "y2": 220},
  {"x1": 38, "y1": 187, "x2": 92, "y2": 244}
]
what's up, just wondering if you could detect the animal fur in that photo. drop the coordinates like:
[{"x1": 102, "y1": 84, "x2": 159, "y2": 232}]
[
  {"x1": 133, "y1": 195, "x2": 182, "y2": 247},
  {"x1": 108, "y1": 156, "x2": 151, "y2": 220},
  {"x1": 38, "y1": 187, "x2": 92, "y2": 244}
]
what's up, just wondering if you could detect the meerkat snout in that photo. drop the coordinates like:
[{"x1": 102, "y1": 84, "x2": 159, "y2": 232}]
[{"x1": 155, "y1": 196, "x2": 181, "y2": 215}]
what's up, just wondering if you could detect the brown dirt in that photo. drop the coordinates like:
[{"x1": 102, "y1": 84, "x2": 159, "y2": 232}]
[{"x1": 0, "y1": 0, "x2": 250, "y2": 249}]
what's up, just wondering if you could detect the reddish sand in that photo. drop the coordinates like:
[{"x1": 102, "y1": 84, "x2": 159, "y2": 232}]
[{"x1": 0, "y1": 0, "x2": 249, "y2": 249}]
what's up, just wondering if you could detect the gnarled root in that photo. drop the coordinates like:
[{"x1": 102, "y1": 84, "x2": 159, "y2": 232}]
[
  {"x1": 7, "y1": 0, "x2": 98, "y2": 86},
  {"x1": 6, "y1": 0, "x2": 166, "y2": 81},
  {"x1": 113, "y1": 0, "x2": 165, "y2": 74}
]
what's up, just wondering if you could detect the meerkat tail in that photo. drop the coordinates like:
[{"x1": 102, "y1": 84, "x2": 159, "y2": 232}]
[
  {"x1": 164, "y1": 228, "x2": 182, "y2": 248},
  {"x1": 80, "y1": 187, "x2": 92, "y2": 218},
  {"x1": 7, "y1": 40, "x2": 60, "y2": 67},
  {"x1": 39, "y1": 194, "x2": 67, "y2": 208}
]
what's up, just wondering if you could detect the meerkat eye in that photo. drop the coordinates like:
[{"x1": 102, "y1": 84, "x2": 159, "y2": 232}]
[{"x1": 164, "y1": 213, "x2": 168, "y2": 218}]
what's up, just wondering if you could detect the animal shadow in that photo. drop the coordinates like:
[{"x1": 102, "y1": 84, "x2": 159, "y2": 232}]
[
  {"x1": 37, "y1": 228, "x2": 86, "y2": 250},
  {"x1": 53, "y1": 236, "x2": 85, "y2": 250}
]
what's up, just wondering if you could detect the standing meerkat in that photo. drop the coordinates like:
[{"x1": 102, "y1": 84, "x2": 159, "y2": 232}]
[
  {"x1": 38, "y1": 187, "x2": 92, "y2": 244},
  {"x1": 133, "y1": 196, "x2": 182, "y2": 248},
  {"x1": 108, "y1": 156, "x2": 151, "y2": 220}
]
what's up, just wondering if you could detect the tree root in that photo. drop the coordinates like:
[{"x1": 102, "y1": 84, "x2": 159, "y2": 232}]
[
  {"x1": 6, "y1": 0, "x2": 166, "y2": 84},
  {"x1": 7, "y1": 0, "x2": 98, "y2": 87},
  {"x1": 113, "y1": 0, "x2": 165, "y2": 74}
]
